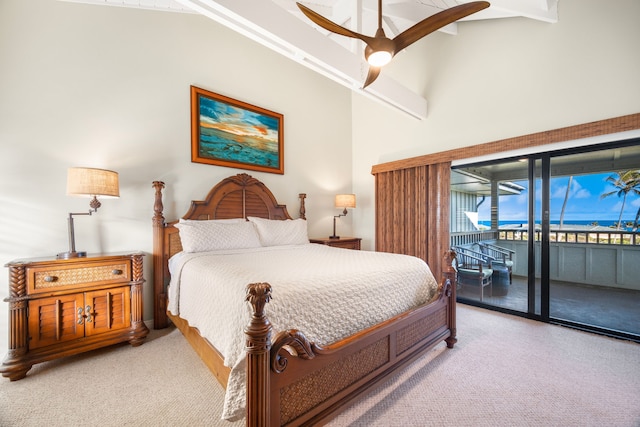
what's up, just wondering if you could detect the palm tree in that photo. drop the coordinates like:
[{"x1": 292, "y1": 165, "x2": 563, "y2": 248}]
[
  {"x1": 624, "y1": 171, "x2": 640, "y2": 231},
  {"x1": 629, "y1": 172, "x2": 640, "y2": 231},
  {"x1": 600, "y1": 170, "x2": 640, "y2": 230},
  {"x1": 559, "y1": 176, "x2": 573, "y2": 229}
]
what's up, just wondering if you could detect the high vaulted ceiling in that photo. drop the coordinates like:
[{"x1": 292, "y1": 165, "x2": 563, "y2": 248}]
[{"x1": 61, "y1": 0, "x2": 558, "y2": 118}]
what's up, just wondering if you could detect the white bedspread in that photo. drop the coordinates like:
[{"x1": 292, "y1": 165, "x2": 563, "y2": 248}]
[{"x1": 168, "y1": 243, "x2": 439, "y2": 421}]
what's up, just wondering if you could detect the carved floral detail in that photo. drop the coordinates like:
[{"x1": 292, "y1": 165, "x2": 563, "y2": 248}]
[
  {"x1": 271, "y1": 329, "x2": 317, "y2": 374},
  {"x1": 228, "y1": 173, "x2": 260, "y2": 188},
  {"x1": 245, "y1": 283, "x2": 273, "y2": 354},
  {"x1": 442, "y1": 249, "x2": 457, "y2": 298},
  {"x1": 444, "y1": 279, "x2": 452, "y2": 297},
  {"x1": 245, "y1": 282, "x2": 272, "y2": 317}
]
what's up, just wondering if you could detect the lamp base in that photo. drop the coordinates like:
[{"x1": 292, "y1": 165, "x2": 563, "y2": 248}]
[
  {"x1": 57, "y1": 251, "x2": 87, "y2": 260},
  {"x1": 329, "y1": 235, "x2": 339, "y2": 239}
]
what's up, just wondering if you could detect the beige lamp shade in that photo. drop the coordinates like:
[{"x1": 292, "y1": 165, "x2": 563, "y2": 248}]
[
  {"x1": 335, "y1": 194, "x2": 356, "y2": 209},
  {"x1": 67, "y1": 167, "x2": 120, "y2": 198}
]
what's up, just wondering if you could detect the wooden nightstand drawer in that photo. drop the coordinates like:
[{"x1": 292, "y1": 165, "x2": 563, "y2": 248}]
[
  {"x1": 309, "y1": 237, "x2": 362, "y2": 250},
  {"x1": 27, "y1": 260, "x2": 131, "y2": 295}
]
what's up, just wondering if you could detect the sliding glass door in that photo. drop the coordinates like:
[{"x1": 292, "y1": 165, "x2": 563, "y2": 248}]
[
  {"x1": 451, "y1": 140, "x2": 640, "y2": 341},
  {"x1": 548, "y1": 150, "x2": 640, "y2": 336}
]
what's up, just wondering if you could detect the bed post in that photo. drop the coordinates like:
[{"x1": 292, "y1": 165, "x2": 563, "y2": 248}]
[
  {"x1": 298, "y1": 193, "x2": 306, "y2": 220},
  {"x1": 152, "y1": 181, "x2": 169, "y2": 329},
  {"x1": 443, "y1": 249, "x2": 457, "y2": 348},
  {"x1": 245, "y1": 282, "x2": 273, "y2": 427}
]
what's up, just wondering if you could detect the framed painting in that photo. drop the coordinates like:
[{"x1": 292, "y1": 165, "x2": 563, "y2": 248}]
[{"x1": 190, "y1": 86, "x2": 284, "y2": 174}]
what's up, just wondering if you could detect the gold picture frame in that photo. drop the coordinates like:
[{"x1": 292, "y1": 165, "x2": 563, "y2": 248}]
[{"x1": 191, "y1": 86, "x2": 284, "y2": 174}]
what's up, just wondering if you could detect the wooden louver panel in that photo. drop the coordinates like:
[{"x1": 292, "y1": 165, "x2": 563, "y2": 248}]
[
  {"x1": 374, "y1": 162, "x2": 451, "y2": 280},
  {"x1": 28, "y1": 294, "x2": 85, "y2": 349},
  {"x1": 85, "y1": 286, "x2": 131, "y2": 336}
]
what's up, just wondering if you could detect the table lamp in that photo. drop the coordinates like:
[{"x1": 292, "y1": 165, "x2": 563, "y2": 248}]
[
  {"x1": 57, "y1": 167, "x2": 120, "y2": 259},
  {"x1": 330, "y1": 194, "x2": 356, "y2": 239}
]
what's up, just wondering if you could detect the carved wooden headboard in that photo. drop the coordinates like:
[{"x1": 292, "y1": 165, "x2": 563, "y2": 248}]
[{"x1": 151, "y1": 173, "x2": 306, "y2": 328}]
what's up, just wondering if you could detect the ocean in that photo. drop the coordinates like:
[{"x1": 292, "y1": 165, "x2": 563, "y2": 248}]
[{"x1": 479, "y1": 220, "x2": 637, "y2": 231}]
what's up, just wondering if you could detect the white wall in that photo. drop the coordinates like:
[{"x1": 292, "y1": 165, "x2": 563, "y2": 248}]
[
  {"x1": 0, "y1": 0, "x2": 353, "y2": 337},
  {"x1": 351, "y1": 0, "x2": 640, "y2": 248}
]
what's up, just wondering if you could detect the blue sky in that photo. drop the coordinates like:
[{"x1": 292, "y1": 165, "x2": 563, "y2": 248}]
[{"x1": 478, "y1": 172, "x2": 640, "y2": 223}]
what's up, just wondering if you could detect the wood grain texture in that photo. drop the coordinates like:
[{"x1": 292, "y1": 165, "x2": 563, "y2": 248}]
[
  {"x1": 309, "y1": 237, "x2": 362, "y2": 250},
  {"x1": 375, "y1": 163, "x2": 450, "y2": 280}
]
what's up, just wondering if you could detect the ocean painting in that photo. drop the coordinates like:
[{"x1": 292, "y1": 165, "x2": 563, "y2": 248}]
[{"x1": 191, "y1": 86, "x2": 283, "y2": 174}]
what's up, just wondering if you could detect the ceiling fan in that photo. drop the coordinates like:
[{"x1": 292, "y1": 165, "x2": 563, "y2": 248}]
[{"x1": 297, "y1": 0, "x2": 490, "y2": 88}]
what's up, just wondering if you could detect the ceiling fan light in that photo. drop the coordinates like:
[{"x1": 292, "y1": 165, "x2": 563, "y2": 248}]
[{"x1": 367, "y1": 50, "x2": 392, "y2": 67}]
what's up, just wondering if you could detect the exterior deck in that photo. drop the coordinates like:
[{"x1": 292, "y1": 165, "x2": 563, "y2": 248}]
[
  {"x1": 457, "y1": 275, "x2": 640, "y2": 336},
  {"x1": 453, "y1": 228, "x2": 640, "y2": 339}
]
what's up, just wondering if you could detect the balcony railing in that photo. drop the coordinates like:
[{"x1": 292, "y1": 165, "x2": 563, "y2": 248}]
[
  {"x1": 497, "y1": 228, "x2": 640, "y2": 246},
  {"x1": 450, "y1": 231, "x2": 496, "y2": 247},
  {"x1": 450, "y1": 229, "x2": 640, "y2": 291},
  {"x1": 452, "y1": 228, "x2": 640, "y2": 246}
]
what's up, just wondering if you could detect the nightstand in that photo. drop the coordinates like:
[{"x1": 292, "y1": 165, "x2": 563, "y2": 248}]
[
  {"x1": 1, "y1": 252, "x2": 149, "y2": 381},
  {"x1": 310, "y1": 237, "x2": 362, "y2": 250}
]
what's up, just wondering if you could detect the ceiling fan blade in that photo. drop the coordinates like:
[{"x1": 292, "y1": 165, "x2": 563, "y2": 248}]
[
  {"x1": 297, "y1": 2, "x2": 370, "y2": 42},
  {"x1": 363, "y1": 67, "x2": 381, "y2": 88},
  {"x1": 393, "y1": 1, "x2": 490, "y2": 52}
]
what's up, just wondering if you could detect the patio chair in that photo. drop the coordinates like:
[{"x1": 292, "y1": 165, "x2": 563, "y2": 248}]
[
  {"x1": 452, "y1": 247, "x2": 494, "y2": 301},
  {"x1": 476, "y1": 242, "x2": 515, "y2": 283},
  {"x1": 453, "y1": 246, "x2": 495, "y2": 267}
]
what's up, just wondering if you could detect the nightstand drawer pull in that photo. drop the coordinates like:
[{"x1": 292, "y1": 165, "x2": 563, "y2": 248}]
[
  {"x1": 44, "y1": 275, "x2": 58, "y2": 283},
  {"x1": 77, "y1": 307, "x2": 84, "y2": 325},
  {"x1": 111, "y1": 269, "x2": 123, "y2": 275},
  {"x1": 85, "y1": 305, "x2": 93, "y2": 323}
]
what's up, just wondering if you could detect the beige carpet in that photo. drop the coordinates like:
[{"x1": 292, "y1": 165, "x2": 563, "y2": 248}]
[{"x1": 1, "y1": 305, "x2": 639, "y2": 426}]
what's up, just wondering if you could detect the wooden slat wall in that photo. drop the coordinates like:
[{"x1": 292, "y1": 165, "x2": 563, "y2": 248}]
[{"x1": 375, "y1": 163, "x2": 451, "y2": 280}]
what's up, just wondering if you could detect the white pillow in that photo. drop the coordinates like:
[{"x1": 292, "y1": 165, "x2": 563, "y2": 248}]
[
  {"x1": 175, "y1": 220, "x2": 261, "y2": 253},
  {"x1": 248, "y1": 217, "x2": 309, "y2": 246}
]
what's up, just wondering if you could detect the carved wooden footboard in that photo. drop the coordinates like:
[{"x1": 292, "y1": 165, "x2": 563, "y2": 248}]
[{"x1": 245, "y1": 251, "x2": 457, "y2": 426}]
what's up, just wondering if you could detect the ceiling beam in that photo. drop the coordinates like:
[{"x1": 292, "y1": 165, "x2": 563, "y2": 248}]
[
  {"x1": 60, "y1": 0, "x2": 196, "y2": 13},
  {"x1": 174, "y1": 0, "x2": 429, "y2": 119},
  {"x1": 485, "y1": 0, "x2": 558, "y2": 23}
]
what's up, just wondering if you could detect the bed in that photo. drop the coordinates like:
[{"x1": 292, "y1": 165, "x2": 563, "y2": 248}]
[{"x1": 152, "y1": 173, "x2": 457, "y2": 426}]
